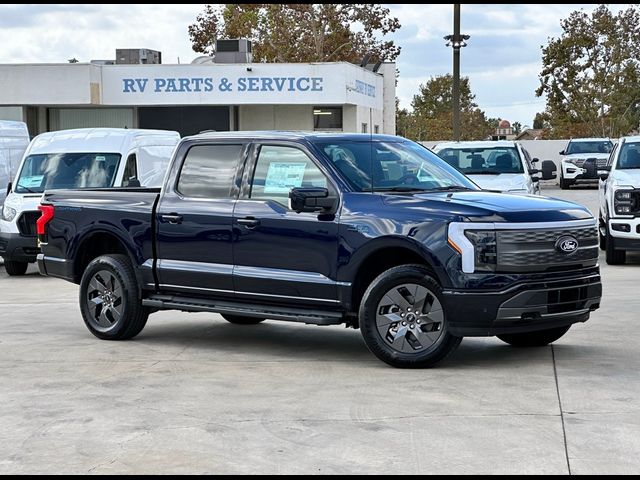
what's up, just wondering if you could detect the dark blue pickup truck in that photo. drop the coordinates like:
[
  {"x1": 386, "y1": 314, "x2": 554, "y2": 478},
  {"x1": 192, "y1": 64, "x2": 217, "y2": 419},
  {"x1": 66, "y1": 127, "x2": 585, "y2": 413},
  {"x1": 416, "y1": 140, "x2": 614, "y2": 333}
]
[{"x1": 37, "y1": 132, "x2": 602, "y2": 367}]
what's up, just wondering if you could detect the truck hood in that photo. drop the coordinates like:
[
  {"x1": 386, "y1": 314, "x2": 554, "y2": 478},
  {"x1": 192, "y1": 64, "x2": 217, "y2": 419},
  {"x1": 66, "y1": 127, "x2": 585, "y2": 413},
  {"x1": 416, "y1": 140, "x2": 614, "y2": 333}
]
[
  {"x1": 563, "y1": 153, "x2": 609, "y2": 161},
  {"x1": 382, "y1": 190, "x2": 592, "y2": 223},
  {"x1": 466, "y1": 173, "x2": 528, "y2": 192},
  {"x1": 610, "y1": 169, "x2": 640, "y2": 188}
]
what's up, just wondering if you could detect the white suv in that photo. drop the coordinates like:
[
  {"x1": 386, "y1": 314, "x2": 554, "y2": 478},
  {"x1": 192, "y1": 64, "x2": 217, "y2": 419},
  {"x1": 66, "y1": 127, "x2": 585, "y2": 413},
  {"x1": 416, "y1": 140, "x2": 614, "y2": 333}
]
[
  {"x1": 432, "y1": 141, "x2": 556, "y2": 194},
  {"x1": 559, "y1": 138, "x2": 614, "y2": 189},
  {"x1": 598, "y1": 136, "x2": 640, "y2": 264}
]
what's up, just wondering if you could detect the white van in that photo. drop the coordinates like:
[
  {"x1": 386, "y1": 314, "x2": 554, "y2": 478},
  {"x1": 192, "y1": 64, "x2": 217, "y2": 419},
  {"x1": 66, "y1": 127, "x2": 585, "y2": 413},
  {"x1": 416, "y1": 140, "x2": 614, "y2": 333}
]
[
  {"x1": 0, "y1": 128, "x2": 180, "y2": 275},
  {"x1": 0, "y1": 120, "x2": 30, "y2": 207}
]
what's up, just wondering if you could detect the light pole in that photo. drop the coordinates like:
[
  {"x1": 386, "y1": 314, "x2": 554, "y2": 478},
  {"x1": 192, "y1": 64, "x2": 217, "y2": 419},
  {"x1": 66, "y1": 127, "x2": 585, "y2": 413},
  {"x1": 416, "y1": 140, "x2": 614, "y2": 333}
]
[{"x1": 444, "y1": 4, "x2": 470, "y2": 141}]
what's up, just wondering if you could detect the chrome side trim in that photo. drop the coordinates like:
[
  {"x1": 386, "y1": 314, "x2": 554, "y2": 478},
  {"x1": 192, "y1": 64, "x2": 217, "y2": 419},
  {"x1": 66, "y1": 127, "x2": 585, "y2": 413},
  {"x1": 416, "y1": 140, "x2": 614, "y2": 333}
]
[
  {"x1": 158, "y1": 284, "x2": 341, "y2": 304},
  {"x1": 157, "y1": 259, "x2": 233, "y2": 275},
  {"x1": 448, "y1": 219, "x2": 598, "y2": 273},
  {"x1": 234, "y1": 265, "x2": 351, "y2": 287}
]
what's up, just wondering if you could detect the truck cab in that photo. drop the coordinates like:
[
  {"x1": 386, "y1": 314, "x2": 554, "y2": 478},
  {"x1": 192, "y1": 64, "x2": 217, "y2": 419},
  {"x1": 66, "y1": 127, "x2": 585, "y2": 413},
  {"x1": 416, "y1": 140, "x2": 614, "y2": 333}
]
[
  {"x1": 0, "y1": 128, "x2": 179, "y2": 275},
  {"x1": 559, "y1": 138, "x2": 614, "y2": 189},
  {"x1": 432, "y1": 140, "x2": 556, "y2": 195},
  {"x1": 598, "y1": 136, "x2": 640, "y2": 264}
]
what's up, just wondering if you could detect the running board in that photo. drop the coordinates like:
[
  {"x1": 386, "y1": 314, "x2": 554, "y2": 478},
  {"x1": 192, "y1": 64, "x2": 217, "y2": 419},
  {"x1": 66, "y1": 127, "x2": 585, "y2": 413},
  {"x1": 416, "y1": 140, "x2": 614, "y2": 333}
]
[{"x1": 142, "y1": 294, "x2": 345, "y2": 326}]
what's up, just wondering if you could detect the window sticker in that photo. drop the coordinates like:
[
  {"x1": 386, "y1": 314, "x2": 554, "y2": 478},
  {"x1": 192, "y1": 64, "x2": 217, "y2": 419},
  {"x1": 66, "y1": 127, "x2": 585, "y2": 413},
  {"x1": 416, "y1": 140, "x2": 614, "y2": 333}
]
[
  {"x1": 20, "y1": 175, "x2": 44, "y2": 188},
  {"x1": 264, "y1": 162, "x2": 307, "y2": 193}
]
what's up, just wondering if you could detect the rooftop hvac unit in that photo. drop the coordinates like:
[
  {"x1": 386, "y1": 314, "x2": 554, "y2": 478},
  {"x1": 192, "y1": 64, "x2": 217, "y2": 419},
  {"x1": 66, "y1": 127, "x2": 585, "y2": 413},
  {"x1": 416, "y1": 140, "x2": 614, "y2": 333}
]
[
  {"x1": 213, "y1": 39, "x2": 253, "y2": 64},
  {"x1": 115, "y1": 48, "x2": 162, "y2": 65}
]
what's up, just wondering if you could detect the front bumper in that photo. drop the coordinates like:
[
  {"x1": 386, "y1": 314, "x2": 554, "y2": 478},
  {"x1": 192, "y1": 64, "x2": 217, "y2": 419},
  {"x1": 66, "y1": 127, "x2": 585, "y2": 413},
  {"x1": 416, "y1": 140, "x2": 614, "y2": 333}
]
[
  {"x1": 561, "y1": 162, "x2": 606, "y2": 182},
  {"x1": 0, "y1": 232, "x2": 39, "y2": 262},
  {"x1": 442, "y1": 270, "x2": 602, "y2": 336},
  {"x1": 608, "y1": 217, "x2": 640, "y2": 242}
]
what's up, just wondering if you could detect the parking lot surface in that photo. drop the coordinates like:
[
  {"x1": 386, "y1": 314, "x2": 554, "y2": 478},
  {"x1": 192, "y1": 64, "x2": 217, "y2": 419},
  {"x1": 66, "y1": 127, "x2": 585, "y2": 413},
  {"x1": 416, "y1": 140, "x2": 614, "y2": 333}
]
[{"x1": 0, "y1": 185, "x2": 638, "y2": 474}]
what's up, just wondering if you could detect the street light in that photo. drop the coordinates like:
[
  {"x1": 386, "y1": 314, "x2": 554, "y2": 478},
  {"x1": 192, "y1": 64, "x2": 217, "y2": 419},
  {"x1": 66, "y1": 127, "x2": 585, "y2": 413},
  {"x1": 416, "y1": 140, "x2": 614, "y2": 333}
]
[{"x1": 444, "y1": 4, "x2": 470, "y2": 141}]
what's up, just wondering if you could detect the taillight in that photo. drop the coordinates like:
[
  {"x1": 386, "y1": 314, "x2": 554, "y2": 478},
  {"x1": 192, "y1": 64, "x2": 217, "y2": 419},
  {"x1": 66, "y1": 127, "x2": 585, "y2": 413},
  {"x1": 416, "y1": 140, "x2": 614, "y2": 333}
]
[{"x1": 36, "y1": 204, "x2": 55, "y2": 236}]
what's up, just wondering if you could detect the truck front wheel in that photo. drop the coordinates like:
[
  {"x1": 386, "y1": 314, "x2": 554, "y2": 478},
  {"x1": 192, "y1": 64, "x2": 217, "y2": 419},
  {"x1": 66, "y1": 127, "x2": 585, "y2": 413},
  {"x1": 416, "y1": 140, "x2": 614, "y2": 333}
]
[
  {"x1": 497, "y1": 325, "x2": 570, "y2": 347},
  {"x1": 79, "y1": 254, "x2": 149, "y2": 340},
  {"x1": 605, "y1": 234, "x2": 626, "y2": 265},
  {"x1": 359, "y1": 265, "x2": 462, "y2": 368}
]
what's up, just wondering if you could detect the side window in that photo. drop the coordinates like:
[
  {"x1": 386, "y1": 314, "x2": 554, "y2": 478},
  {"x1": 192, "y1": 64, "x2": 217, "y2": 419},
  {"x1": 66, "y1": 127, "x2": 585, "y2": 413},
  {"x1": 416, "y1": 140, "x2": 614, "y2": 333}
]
[
  {"x1": 177, "y1": 144, "x2": 243, "y2": 199},
  {"x1": 121, "y1": 153, "x2": 138, "y2": 186},
  {"x1": 250, "y1": 145, "x2": 328, "y2": 205}
]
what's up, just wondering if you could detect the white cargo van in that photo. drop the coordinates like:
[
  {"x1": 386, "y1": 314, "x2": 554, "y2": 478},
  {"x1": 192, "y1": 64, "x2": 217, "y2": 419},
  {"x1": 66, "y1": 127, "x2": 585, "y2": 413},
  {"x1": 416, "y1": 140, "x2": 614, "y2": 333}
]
[
  {"x1": 0, "y1": 121, "x2": 30, "y2": 207},
  {"x1": 0, "y1": 128, "x2": 179, "y2": 275}
]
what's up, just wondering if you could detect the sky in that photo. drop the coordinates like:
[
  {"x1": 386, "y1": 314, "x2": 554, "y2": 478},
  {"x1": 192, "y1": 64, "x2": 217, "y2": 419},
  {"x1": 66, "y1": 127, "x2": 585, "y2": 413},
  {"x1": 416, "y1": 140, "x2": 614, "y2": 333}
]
[{"x1": 0, "y1": 4, "x2": 630, "y2": 127}]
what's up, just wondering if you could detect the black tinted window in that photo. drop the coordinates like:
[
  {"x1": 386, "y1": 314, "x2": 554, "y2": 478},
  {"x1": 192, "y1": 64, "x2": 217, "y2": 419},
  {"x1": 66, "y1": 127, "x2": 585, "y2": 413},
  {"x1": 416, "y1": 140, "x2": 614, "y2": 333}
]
[{"x1": 177, "y1": 144, "x2": 242, "y2": 198}]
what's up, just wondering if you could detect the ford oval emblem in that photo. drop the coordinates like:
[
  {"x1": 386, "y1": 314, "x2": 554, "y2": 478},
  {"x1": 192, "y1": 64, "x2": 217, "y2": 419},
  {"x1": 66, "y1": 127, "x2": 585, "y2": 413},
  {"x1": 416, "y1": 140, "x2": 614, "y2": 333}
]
[{"x1": 556, "y1": 235, "x2": 579, "y2": 254}]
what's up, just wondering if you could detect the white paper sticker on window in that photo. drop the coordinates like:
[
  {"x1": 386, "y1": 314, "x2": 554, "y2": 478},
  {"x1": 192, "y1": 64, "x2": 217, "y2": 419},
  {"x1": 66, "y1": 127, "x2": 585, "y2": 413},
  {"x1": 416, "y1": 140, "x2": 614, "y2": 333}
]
[
  {"x1": 20, "y1": 175, "x2": 44, "y2": 188},
  {"x1": 264, "y1": 162, "x2": 307, "y2": 193}
]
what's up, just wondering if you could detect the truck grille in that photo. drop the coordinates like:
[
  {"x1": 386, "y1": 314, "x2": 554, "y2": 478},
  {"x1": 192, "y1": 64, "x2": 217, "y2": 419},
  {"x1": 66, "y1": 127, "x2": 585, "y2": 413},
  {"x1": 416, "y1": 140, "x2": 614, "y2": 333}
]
[
  {"x1": 497, "y1": 225, "x2": 599, "y2": 272},
  {"x1": 571, "y1": 157, "x2": 606, "y2": 168},
  {"x1": 17, "y1": 211, "x2": 40, "y2": 237}
]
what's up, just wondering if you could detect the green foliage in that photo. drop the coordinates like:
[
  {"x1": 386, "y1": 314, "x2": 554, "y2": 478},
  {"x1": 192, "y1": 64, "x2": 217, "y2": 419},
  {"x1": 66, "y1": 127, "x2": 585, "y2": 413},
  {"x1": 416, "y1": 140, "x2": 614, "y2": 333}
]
[
  {"x1": 536, "y1": 5, "x2": 640, "y2": 138},
  {"x1": 189, "y1": 4, "x2": 401, "y2": 63},
  {"x1": 398, "y1": 75, "x2": 493, "y2": 141}
]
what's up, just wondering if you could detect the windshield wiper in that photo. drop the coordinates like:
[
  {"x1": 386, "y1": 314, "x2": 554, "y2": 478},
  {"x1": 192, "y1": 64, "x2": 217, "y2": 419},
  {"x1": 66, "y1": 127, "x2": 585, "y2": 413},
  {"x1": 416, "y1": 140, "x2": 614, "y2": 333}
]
[
  {"x1": 373, "y1": 186, "x2": 431, "y2": 192},
  {"x1": 15, "y1": 183, "x2": 37, "y2": 193},
  {"x1": 428, "y1": 185, "x2": 475, "y2": 192},
  {"x1": 463, "y1": 170, "x2": 504, "y2": 175}
]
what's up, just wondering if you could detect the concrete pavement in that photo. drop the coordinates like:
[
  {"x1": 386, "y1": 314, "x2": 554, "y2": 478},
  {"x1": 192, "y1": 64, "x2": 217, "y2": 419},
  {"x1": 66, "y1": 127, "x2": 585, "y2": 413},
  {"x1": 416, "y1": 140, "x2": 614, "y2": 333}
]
[{"x1": 0, "y1": 186, "x2": 638, "y2": 474}]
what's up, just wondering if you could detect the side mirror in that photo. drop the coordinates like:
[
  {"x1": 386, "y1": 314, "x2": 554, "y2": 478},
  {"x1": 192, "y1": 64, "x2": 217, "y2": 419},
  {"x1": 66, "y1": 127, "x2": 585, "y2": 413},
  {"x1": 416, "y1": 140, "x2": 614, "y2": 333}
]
[
  {"x1": 126, "y1": 177, "x2": 141, "y2": 188},
  {"x1": 532, "y1": 157, "x2": 540, "y2": 163},
  {"x1": 599, "y1": 165, "x2": 611, "y2": 180},
  {"x1": 541, "y1": 160, "x2": 557, "y2": 180},
  {"x1": 531, "y1": 177, "x2": 540, "y2": 183},
  {"x1": 529, "y1": 169, "x2": 540, "y2": 175},
  {"x1": 559, "y1": 150, "x2": 565, "y2": 155},
  {"x1": 6, "y1": 182, "x2": 11, "y2": 196},
  {"x1": 289, "y1": 187, "x2": 337, "y2": 214}
]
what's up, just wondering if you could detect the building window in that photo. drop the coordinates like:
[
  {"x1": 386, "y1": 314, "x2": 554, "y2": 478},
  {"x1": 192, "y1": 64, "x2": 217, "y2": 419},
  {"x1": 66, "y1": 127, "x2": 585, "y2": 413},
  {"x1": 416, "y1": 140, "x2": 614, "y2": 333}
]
[
  {"x1": 313, "y1": 107, "x2": 342, "y2": 130},
  {"x1": 374, "y1": 125, "x2": 379, "y2": 134},
  {"x1": 362, "y1": 123, "x2": 368, "y2": 134}
]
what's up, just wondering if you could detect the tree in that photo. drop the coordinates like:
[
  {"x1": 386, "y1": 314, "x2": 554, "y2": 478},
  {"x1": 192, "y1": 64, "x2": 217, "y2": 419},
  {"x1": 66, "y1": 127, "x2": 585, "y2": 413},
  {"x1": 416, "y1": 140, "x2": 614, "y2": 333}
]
[
  {"x1": 406, "y1": 75, "x2": 493, "y2": 141},
  {"x1": 532, "y1": 112, "x2": 546, "y2": 129},
  {"x1": 536, "y1": 5, "x2": 640, "y2": 138},
  {"x1": 512, "y1": 121, "x2": 522, "y2": 135},
  {"x1": 189, "y1": 4, "x2": 401, "y2": 63}
]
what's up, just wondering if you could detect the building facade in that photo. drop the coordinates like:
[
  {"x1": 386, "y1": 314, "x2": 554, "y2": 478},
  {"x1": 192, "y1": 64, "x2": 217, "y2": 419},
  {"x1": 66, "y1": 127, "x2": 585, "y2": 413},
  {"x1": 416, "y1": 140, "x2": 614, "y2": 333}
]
[{"x1": 0, "y1": 60, "x2": 396, "y2": 137}]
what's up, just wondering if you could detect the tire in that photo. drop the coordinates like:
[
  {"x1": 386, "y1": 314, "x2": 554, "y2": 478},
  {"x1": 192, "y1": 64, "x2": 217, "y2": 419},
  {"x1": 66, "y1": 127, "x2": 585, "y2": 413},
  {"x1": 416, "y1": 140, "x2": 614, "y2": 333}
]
[
  {"x1": 222, "y1": 314, "x2": 265, "y2": 325},
  {"x1": 497, "y1": 325, "x2": 571, "y2": 347},
  {"x1": 359, "y1": 264, "x2": 462, "y2": 368},
  {"x1": 605, "y1": 233, "x2": 626, "y2": 265},
  {"x1": 3, "y1": 260, "x2": 28, "y2": 276},
  {"x1": 559, "y1": 175, "x2": 572, "y2": 190},
  {"x1": 79, "y1": 254, "x2": 149, "y2": 340}
]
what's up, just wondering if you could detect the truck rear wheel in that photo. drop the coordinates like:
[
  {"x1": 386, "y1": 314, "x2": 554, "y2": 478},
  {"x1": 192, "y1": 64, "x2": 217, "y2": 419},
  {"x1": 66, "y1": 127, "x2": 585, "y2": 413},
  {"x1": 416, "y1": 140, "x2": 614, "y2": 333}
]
[
  {"x1": 3, "y1": 260, "x2": 29, "y2": 276},
  {"x1": 222, "y1": 314, "x2": 265, "y2": 325},
  {"x1": 497, "y1": 325, "x2": 570, "y2": 347},
  {"x1": 79, "y1": 254, "x2": 149, "y2": 340},
  {"x1": 359, "y1": 265, "x2": 462, "y2": 368}
]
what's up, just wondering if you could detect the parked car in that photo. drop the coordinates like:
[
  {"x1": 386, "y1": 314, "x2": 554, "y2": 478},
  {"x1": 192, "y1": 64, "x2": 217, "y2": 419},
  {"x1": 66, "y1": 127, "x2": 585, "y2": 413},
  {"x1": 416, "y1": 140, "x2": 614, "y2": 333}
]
[
  {"x1": 598, "y1": 136, "x2": 640, "y2": 264},
  {"x1": 36, "y1": 132, "x2": 601, "y2": 368},
  {"x1": 0, "y1": 120, "x2": 30, "y2": 208},
  {"x1": 559, "y1": 138, "x2": 613, "y2": 189},
  {"x1": 432, "y1": 141, "x2": 556, "y2": 194},
  {"x1": 0, "y1": 128, "x2": 180, "y2": 276}
]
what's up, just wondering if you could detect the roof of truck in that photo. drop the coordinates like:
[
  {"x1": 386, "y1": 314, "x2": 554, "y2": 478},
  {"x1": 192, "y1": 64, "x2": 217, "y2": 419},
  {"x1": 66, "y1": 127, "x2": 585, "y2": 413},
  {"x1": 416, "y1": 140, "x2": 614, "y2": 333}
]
[
  {"x1": 27, "y1": 128, "x2": 180, "y2": 154},
  {"x1": 184, "y1": 131, "x2": 404, "y2": 143}
]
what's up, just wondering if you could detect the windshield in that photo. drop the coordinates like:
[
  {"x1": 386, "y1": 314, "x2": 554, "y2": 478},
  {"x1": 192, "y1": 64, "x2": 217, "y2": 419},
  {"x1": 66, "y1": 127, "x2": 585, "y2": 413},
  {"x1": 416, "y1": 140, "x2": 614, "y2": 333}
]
[
  {"x1": 14, "y1": 153, "x2": 121, "y2": 194},
  {"x1": 617, "y1": 142, "x2": 640, "y2": 170},
  {"x1": 436, "y1": 147, "x2": 524, "y2": 174},
  {"x1": 314, "y1": 140, "x2": 478, "y2": 192},
  {"x1": 566, "y1": 141, "x2": 613, "y2": 155}
]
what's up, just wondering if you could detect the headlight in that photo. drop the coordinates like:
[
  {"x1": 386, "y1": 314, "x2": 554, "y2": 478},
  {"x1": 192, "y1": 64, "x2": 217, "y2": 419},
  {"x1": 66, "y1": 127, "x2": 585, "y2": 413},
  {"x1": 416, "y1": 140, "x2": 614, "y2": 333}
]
[
  {"x1": 614, "y1": 189, "x2": 637, "y2": 215},
  {"x1": 1, "y1": 204, "x2": 17, "y2": 222},
  {"x1": 464, "y1": 230, "x2": 497, "y2": 272}
]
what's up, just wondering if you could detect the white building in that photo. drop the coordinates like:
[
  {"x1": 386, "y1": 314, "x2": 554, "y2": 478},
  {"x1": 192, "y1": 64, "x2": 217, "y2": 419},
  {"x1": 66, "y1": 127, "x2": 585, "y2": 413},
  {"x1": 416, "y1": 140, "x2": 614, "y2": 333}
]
[{"x1": 0, "y1": 49, "x2": 396, "y2": 137}]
